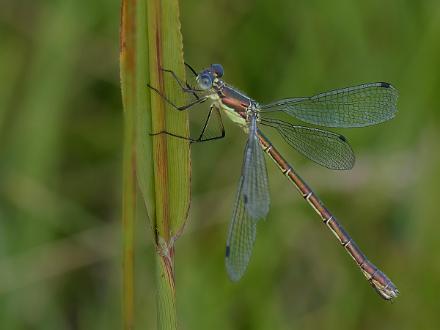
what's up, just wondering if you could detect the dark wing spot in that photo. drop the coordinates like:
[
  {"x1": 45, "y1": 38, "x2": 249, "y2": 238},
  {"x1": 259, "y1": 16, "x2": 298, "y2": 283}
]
[
  {"x1": 243, "y1": 194, "x2": 248, "y2": 204},
  {"x1": 338, "y1": 135, "x2": 347, "y2": 142},
  {"x1": 379, "y1": 82, "x2": 391, "y2": 88},
  {"x1": 225, "y1": 246, "x2": 230, "y2": 257}
]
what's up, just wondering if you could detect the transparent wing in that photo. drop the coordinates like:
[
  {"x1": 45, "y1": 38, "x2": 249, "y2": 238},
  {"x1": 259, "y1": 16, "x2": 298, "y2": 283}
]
[
  {"x1": 260, "y1": 118, "x2": 355, "y2": 170},
  {"x1": 225, "y1": 176, "x2": 257, "y2": 281},
  {"x1": 225, "y1": 115, "x2": 270, "y2": 281},
  {"x1": 260, "y1": 82, "x2": 398, "y2": 128},
  {"x1": 242, "y1": 115, "x2": 270, "y2": 220}
]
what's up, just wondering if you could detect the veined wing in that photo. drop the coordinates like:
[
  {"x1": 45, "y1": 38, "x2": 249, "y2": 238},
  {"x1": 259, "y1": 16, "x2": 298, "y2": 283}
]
[
  {"x1": 242, "y1": 115, "x2": 270, "y2": 220},
  {"x1": 260, "y1": 82, "x2": 398, "y2": 128},
  {"x1": 225, "y1": 114, "x2": 270, "y2": 281},
  {"x1": 225, "y1": 175, "x2": 257, "y2": 281},
  {"x1": 260, "y1": 118, "x2": 355, "y2": 170}
]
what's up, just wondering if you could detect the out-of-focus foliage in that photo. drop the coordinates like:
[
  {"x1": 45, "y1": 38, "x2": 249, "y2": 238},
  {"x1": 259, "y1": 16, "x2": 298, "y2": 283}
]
[{"x1": 1, "y1": 0, "x2": 440, "y2": 329}]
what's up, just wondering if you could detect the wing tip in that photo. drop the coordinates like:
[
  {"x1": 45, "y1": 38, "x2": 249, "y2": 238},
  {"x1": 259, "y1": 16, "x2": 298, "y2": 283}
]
[
  {"x1": 226, "y1": 271, "x2": 241, "y2": 282},
  {"x1": 378, "y1": 82, "x2": 399, "y2": 98},
  {"x1": 225, "y1": 259, "x2": 243, "y2": 282}
]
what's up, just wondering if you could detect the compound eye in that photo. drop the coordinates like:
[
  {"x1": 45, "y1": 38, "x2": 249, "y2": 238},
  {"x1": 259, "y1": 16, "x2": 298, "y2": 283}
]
[
  {"x1": 211, "y1": 64, "x2": 224, "y2": 77},
  {"x1": 197, "y1": 73, "x2": 213, "y2": 90}
]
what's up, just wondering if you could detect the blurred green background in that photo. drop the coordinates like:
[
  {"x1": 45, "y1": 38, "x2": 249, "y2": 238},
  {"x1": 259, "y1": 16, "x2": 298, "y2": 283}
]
[{"x1": 1, "y1": 0, "x2": 440, "y2": 329}]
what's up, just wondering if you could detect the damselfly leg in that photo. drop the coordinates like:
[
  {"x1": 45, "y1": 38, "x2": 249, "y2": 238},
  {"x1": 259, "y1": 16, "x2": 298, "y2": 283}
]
[
  {"x1": 150, "y1": 104, "x2": 225, "y2": 143},
  {"x1": 184, "y1": 62, "x2": 198, "y2": 77},
  {"x1": 148, "y1": 68, "x2": 226, "y2": 144}
]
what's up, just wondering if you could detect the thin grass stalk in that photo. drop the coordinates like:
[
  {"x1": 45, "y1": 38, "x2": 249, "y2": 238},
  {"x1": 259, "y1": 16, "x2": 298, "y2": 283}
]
[{"x1": 120, "y1": 0, "x2": 137, "y2": 328}]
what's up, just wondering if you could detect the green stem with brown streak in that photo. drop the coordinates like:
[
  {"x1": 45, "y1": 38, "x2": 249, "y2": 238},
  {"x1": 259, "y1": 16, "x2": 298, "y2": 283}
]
[{"x1": 120, "y1": 0, "x2": 190, "y2": 328}]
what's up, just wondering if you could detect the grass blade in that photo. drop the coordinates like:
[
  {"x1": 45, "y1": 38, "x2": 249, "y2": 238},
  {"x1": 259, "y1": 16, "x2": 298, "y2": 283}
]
[{"x1": 120, "y1": 0, "x2": 190, "y2": 328}]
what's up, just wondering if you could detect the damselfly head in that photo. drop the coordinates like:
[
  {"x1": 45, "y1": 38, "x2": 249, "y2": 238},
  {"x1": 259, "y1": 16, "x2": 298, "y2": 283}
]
[
  {"x1": 196, "y1": 64, "x2": 224, "y2": 90},
  {"x1": 196, "y1": 71, "x2": 214, "y2": 90}
]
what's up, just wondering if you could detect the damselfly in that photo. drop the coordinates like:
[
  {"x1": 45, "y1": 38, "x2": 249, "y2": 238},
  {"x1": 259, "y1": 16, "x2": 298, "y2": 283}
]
[{"x1": 148, "y1": 63, "x2": 399, "y2": 300}]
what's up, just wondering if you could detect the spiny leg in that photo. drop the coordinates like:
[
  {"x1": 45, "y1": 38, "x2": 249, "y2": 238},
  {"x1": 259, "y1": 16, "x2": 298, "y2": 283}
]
[
  {"x1": 194, "y1": 104, "x2": 225, "y2": 143},
  {"x1": 147, "y1": 82, "x2": 208, "y2": 111},
  {"x1": 148, "y1": 64, "x2": 224, "y2": 143},
  {"x1": 151, "y1": 104, "x2": 225, "y2": 144},
  {"x1": 184, "y1": 62, "x2": 198, "y2": 77},
  {"x1": 160, "y1": 67, "x2": 201, "y2": 101},
  {"x1": 160, "y1": 68, "x2": 204, "y2": 94},
  {"x1": 147, "y1": 64, "x2": 207, "y2": 110}
]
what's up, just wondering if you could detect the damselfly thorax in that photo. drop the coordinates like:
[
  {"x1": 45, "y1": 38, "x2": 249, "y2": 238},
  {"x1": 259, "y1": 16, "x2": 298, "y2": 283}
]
[{"x1": 210, "y1": 78, "x2": 261, "y2": 131}]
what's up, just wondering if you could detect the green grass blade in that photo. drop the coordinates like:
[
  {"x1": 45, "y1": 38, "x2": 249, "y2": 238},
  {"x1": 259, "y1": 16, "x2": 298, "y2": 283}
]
[
  {"x1": 146, "y1": 0, "x2": 190, "y2": 240},
  {"x1": 120, "y1": 0, "x2": 137, "y2": 328},
  {"x1": 120, "y1": 0, "x2": 190, "y2": 328}
]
